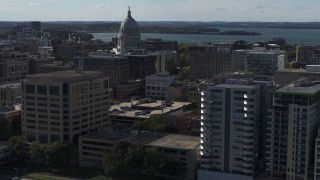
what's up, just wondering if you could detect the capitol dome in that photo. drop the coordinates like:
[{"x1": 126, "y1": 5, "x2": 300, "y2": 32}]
[
  {"x1": 119, "y1": 8, "x2": 139, "y2": 36},
  {"x1": 117, "y1": 7, "x2": 141, "y2": 54}
]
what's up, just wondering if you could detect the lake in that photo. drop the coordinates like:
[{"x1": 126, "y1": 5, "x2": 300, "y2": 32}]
[{"x1": 92, "y1": 28, "x2": 320, "y2": 45}]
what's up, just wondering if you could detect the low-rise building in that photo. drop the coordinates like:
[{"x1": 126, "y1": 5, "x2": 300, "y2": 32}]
[{"x1": 79, "y1": 128, "x2": 199, "y2": 180}]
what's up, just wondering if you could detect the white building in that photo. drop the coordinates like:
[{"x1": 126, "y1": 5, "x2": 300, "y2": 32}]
[
  {"x1": 266, "y1": 79, "x2": 320, "y2": 180},
  {"x1": 199, "y1": 81, "x2": 260, "y2": 180},
  {"x1": 145, "y1": 72, "x2": 177, "y2": 101}
]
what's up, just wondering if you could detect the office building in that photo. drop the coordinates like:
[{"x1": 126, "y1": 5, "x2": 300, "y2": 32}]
[
  {"x1": 21, "y1": 70, "x2": 110, "y2": 144},
  {"x1": 28, "y1": 56, "x2": 55, "y2": 74},
  {"x1": 199, "y1": 81, "x2": 260, "y2": 179},
  {"x1": 116, "y1": 80, "x2": 141, "y2": 99},
  {"x1": 296, "y1": 45, "x2": 320, "y2": 65},
  {"x1": 266, "y1": 79, "x2": 320, "y2": 180},
  {"x1": 0, "y1": 45, "x2": 29, "y2": 84},
  {"x1": 123, "y1": 54, "x2": 157, "y2": 80},
  {"x1": 243, "y1": 45, "x2": 287, "y2": 76},
  {"x1": 0, "y1": 82, "x2": 21, "y2": 104},
  {"x1": 79, "y1": 128, "x2": 199, "y2": 180},
  {"x1": 74, "y1": 55, "x2": 130, "y2": 89},
  {"x1": 145, "y1": 72, "x2": 177, "y2": 100},
  {"x1": 189, "y1": 43, "x2": 232, "y2": 80}
]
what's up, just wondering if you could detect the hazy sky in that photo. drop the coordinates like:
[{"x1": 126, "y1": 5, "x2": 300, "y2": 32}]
[{"x1": 1, "y1": 0, "x2": 320, "y2": 22}]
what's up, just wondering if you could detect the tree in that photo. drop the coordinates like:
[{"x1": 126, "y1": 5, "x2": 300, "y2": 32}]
[
  {"x1": 29, "y1": 141, "x2": 71, "y2": 169},
  {"x1": 8, "y1": 136, "x2": 24, "y2": 161},
  {"x1": 103, "y1": 142, "x2": 130, "y2": 175},
  {"x1": 133, "y1": 114, "x2": 166, "y2": 132},
  {"x1": 46, "y1": 141, "x2": 71, "y2": 169}
]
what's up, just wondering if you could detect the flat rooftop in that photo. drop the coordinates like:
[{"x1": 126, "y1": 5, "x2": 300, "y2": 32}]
[
  {"x1": 214, "y1": 83, "x2": 258, "y2": 89},
  {"x1": 146, "y1": 133, "x2": 200, "y2": 150},
  {"x1": 84, "y1": 130, "x2": 200, "y2": 150},
  {"x1": 274, "y1": 83, "x2": 320, "y2": 96},
  {"x1": 25, "y1": 70, "x2": 105, "y2": 83},
  {"x1": 110, "y1": 100, "x2": 190, "y2": 119}
]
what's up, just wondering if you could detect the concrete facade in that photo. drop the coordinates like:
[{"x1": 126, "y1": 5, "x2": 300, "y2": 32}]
[
  {"x1": 21, "y1": 70, "x2": 110, "y2": 144},
  {"x1": 200, "y1": 82, "x2": 260, "y2": 178},
  {"x1": 266, "y1": 79, "x2": 320, "y2": 180}
]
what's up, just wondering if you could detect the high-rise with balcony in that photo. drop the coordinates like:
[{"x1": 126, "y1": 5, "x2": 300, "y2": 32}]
[
  {"x1": 266, "y1": 79, "x2": 320, "y2": 180},
  {"x1": 21, "y1": 70, "x2": 110, "y2": 144},
  {"x1": 198, "y1": 80, "x2": 260, "y2": 180}
]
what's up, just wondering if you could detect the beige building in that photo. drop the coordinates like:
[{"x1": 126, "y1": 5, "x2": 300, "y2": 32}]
[
  {"x1": 79, "y1": 129, "x2": 199, "y2": 180},
  {"x1": 21, "y1": 70, "x2": 110, "y2": 144}
]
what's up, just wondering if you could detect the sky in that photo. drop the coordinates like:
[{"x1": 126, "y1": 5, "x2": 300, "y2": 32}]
[{"x1": 0, "y1": 0, "x2": 320, "y2": 22}]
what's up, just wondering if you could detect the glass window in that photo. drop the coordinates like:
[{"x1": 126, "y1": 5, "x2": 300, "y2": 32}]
[
  {"x1": 37, "y1": 85, "x2": 47, "y2": 94},
  {"x1": 26, "y1": 84, "x2": 35, "y2": 94},
  {"x1": 49, "y1": 86, "x2": 60, "y2": 95}
]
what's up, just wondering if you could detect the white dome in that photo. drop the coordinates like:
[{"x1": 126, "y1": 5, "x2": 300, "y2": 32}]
[
  {"x1": 119, "y1": 8, "x2": 139, "y2": 36},
  {"x1": 117, "y1": 7, "x2": 141, "y2": 54}
]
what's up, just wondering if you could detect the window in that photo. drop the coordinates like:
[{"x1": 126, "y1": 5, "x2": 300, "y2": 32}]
[
  {"x1": 49, "y1": 86, "x2": 60, "y2": 95},
  {"x1": 25, "y1": 84, "x2": 35, "y2": 94},
  {"x1": 37, "y1": 85, "x2": 47, "y2": 94}
]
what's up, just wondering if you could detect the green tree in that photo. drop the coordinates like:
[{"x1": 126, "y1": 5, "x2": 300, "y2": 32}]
[
  {"x1": 8, "y1": 136, "x2": 24, "y2": 161},
  {"x1": 29, "y1": 141, "x2": 71, "y2": 169},
  {"x1": 134, "y1": 114, "x2": 166, "y2": 132},
  {"x1": 46, "y1": 141, "x2": 71, "y2": 169},
  {"x1": 103, "y1": 142, "x2": 130, "y2": 175}
]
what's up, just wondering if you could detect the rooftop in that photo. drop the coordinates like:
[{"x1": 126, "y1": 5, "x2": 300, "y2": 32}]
[
  {"x1": 84, "y1": 130, "x2": 200, "y2": 150},
  {"x1": 146, "y1": 133, "x2": 200, "y2": 150},
  {"x1": 110, "y1": 100, "x2": 190, "y2": 119},
  {"x1": 213, "y1": 83, "x2": 258, "y2": 90},
  {"x1": 25, "y1": 70, "x2": 105, "y2": 83},
  {"x1": 274, "y1": 82, "x2": 320, "y2": 96}
]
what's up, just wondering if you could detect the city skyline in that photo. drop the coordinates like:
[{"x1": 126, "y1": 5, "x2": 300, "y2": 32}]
[{"x1": 1, "y1": 0, "x2": 320, "y2": 22}]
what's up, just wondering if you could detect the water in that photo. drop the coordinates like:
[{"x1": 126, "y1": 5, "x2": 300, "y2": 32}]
[{"x1": 92, "y1": 28, "x2": 320, "y2": 45}]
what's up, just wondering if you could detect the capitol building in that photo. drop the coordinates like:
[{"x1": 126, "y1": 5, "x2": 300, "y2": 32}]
[{"x1": 116, "y1": 7, "x2": 141, "y2": 54}]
